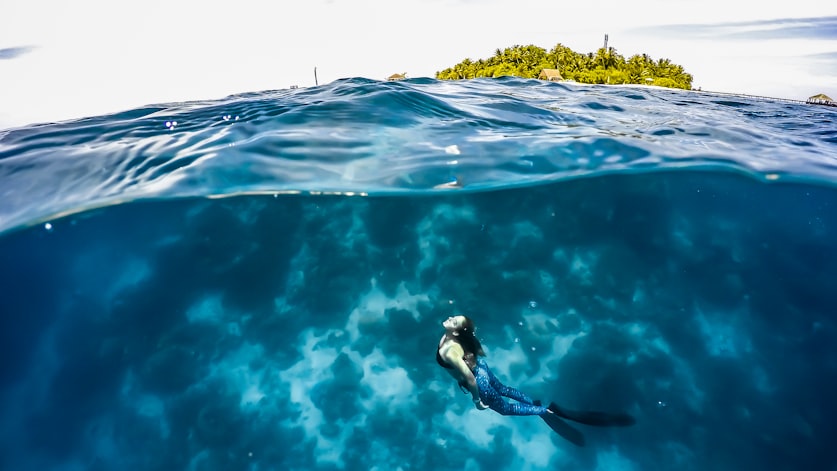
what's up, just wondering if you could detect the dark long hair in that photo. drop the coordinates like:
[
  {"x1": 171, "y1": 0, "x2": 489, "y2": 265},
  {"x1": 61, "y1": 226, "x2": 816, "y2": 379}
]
[{"x1": 456, "y1": 316, "x2": 485, "y2": 370}]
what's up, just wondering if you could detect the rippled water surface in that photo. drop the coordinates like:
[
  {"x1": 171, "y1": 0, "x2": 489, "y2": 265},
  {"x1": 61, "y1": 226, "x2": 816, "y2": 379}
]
[
  {"x1": 1, "y1": 77, "x2": 835, "y2": 233},
  {"x1": 1, "y1": 78, "x2": 836, "y2": 471}
]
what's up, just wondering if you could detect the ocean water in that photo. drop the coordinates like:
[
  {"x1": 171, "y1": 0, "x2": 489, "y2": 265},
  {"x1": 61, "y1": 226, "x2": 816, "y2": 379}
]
[{"x1": 1, "y1": 77, "x2": 835, "y2": 471}]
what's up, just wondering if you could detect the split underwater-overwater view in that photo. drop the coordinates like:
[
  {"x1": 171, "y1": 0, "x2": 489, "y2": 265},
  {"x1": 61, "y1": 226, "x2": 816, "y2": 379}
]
[{"x1": 1, "y1": 77, "x2": 836, "y2": 470}]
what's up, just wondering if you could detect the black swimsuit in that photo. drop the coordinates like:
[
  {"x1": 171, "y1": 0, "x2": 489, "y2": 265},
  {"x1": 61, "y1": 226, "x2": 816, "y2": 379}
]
[
  {"x1": 436, "y1": 333, "x2": 454, "y2": 369},
  {"x1": 436, "y1": 349, "x2": 453, "y2": 369}
]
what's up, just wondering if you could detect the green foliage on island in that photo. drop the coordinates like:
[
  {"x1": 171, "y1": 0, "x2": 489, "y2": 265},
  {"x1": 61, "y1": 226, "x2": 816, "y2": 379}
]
[{"x1": 436, "y1": 44, "x2": 693, "y2": 90}]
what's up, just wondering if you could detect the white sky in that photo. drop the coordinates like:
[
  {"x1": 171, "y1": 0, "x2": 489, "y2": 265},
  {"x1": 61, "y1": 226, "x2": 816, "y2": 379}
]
[{"x1": 1, "y1": 0, "x2": 836, "y2": 128}]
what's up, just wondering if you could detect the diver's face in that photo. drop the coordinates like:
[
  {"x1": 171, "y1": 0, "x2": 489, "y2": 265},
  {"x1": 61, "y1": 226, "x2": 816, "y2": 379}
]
[{"x1": 443, "y1": 315, "x2": 466, "y2": 331}]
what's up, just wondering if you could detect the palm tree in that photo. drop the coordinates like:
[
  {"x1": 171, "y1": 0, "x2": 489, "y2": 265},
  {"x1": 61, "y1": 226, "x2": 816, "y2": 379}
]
[{"x1": 437, "y1": 42, "x2": 692, "y2": 89}]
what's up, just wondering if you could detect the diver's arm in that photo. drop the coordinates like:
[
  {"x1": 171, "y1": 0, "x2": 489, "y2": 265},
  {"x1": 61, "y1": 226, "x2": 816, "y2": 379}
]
[
  {"x1": 441, "y1": 343, "x2": 485, "y2": 408},
  {"x1": 453, "y1": 358, "x2": 480, "y2": 402}
]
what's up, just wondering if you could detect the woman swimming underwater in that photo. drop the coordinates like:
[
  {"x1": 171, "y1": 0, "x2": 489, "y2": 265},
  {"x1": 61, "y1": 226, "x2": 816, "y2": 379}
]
[{"x1": 437, "y1": 315, "x2": 635, "y2": 446}]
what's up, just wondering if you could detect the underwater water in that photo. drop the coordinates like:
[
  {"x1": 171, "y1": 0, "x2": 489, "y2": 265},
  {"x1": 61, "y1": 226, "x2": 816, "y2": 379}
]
[{"x1": 0, "y1": 77, "x2": 836, "y2": 471}]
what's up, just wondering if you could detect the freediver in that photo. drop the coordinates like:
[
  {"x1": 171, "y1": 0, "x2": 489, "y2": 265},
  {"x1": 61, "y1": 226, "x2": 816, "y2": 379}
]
[{"x1": 437, "y1": 315, "x2": 635, "y2": 446}]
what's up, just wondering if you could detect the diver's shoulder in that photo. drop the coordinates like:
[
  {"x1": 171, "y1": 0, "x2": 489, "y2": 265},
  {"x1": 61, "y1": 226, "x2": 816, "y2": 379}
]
[{"x1": 439, "y1": 336, "x2": 464, "y2": 358}]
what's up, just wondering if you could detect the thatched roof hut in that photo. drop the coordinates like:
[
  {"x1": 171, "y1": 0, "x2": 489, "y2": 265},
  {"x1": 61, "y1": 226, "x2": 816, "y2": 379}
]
[
  {"x1": 807, "y1": 93, "x2": 834, "y2": 105},
  {"x1": 387, "y1": 72, "x2": 407, "y2": 81},
  {"x1": 538, "y1": 68, "x2": 563, "y2": 81}
]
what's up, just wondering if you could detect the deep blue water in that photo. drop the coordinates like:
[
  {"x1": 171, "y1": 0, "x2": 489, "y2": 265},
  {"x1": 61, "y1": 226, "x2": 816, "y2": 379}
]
[{"x1": 1, "y1": 77, "x2": 836, "y2": 471}]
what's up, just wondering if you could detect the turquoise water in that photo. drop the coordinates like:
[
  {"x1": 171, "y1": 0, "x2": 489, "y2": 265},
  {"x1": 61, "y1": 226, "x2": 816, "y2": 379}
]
[{"x1": 1, "y1": 77, "x2": 836, "y2": 470}]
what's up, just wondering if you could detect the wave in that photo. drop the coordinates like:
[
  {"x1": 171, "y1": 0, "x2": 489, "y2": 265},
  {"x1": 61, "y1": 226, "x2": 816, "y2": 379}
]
[{"x1": 1, "y1": 77, "x2": 835, "y2": 234}]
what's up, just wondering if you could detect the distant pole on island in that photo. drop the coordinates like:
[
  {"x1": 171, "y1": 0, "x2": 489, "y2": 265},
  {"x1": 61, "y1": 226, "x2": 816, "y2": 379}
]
[
  {"x1": 603, "y1": 34, "x2": 608, "y2": 50},
  {"x1": 314, "y1": 67, "x2": 318, "y2": 86}
]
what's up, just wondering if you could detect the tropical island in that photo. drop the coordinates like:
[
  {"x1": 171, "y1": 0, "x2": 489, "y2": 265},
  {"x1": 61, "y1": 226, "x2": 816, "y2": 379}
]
[{"x1": 436, "y1": 43, "x2": 693, "y2": 90}]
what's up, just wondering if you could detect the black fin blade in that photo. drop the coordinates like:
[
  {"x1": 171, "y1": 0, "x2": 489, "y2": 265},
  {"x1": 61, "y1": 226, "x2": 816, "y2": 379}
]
[
  {"x1": 549, "y1": 403, "x2": 636, "y2": 427},
  {"x1": 540, "y1": 413, "x2": 586, "y2": 446}
]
